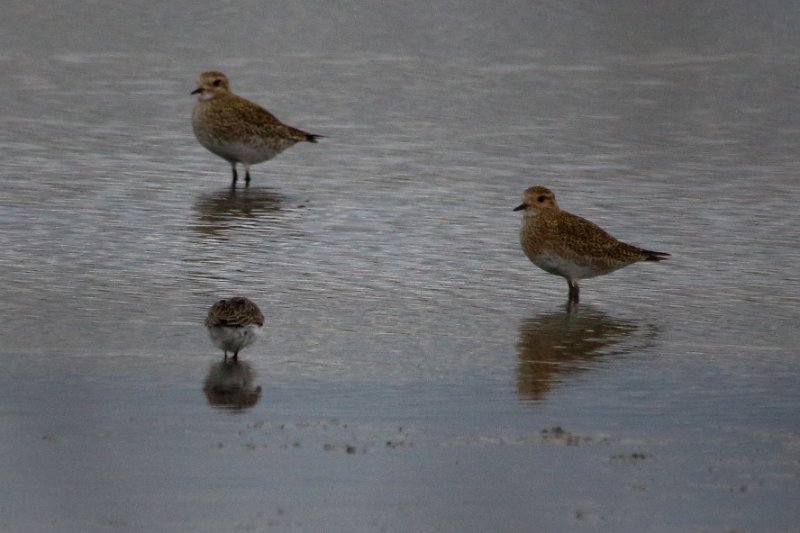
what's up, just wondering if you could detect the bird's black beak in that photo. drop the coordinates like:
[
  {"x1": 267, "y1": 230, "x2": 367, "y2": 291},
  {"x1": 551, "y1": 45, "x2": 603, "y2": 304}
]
[
  {"x1": 191, "y1": 88, "x2": 202, "y2": 95},
  {"x1": 513, "y1": 204, "x2": 526, "y2": 212}
]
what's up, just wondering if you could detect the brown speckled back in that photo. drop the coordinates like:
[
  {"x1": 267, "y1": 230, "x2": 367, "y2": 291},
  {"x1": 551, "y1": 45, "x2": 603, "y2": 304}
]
[
  {"x1": 205, "y1": 297, "x2": 264, "y2": 328},
  {"x1": 517, "y1": 186, "x2": 668, "y2": 280}
]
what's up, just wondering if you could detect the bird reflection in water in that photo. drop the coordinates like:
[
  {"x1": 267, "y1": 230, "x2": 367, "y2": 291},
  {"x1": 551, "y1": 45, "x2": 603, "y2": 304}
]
[
  {"x1": 516, "y1": 307, "x2": 641, "y2": 401},
  {"x1": 203, "y1": 360, "x2": 262, "y2": 411},
  {"x1": 192, "y1": 186, "x2": 285, "y2": 237}
]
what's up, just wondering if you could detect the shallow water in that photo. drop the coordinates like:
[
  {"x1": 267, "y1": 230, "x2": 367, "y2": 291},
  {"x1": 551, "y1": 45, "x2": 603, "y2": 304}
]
[{"x1": 1, "y1": 1, "x2": 799, "y2": 531}]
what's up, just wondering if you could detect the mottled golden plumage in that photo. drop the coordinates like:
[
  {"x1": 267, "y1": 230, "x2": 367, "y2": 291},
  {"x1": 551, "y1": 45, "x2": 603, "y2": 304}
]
[
  {"x1": 514, "y1": 186, "x2": 668, "y2": 305},
  {"x1": 191, "y1": 71, "x2": 320, "y2": 186}
]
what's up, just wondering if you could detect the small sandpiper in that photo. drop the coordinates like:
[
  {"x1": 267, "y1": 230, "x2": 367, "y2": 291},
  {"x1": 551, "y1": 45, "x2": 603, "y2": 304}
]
[
  {"x1": 191, "y1": 71, "x2": 321, "y2": 187},
  {"x1": 205, "y1": 297, "x2": 264, "y2": 361},
  {"x1": 514, "y1": 186, "x2": 668, "y2": 305}
]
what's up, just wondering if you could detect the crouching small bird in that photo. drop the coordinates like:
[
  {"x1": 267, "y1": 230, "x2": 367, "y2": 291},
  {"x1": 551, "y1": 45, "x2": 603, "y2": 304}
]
[{"x1": 205, "y1": 297, "x2": 264, "y2": 361}]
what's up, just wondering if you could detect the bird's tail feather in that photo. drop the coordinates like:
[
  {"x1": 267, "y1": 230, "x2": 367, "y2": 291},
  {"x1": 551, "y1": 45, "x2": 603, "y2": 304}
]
[{"x1": 642, "y1": 249, "x2": 670, "y2": 261}]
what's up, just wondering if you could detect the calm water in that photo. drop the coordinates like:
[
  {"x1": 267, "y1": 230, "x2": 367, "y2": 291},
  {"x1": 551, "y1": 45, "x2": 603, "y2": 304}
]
[{"x1": 1, "y1": 1, "x2": 799, "y2": 532}]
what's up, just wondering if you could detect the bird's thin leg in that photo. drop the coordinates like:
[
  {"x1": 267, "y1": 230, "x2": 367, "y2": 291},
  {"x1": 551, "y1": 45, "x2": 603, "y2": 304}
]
[
  {"x1": 244, "y1": 165, "x2": 251, "y2": 187},
  {"x1": 224, "y1": 351, "x2": 228, "y2": 362},
  {"x1": 230, "y1": 163, "x2": 238, "y2": 186},
  {"x1": 567, "y1": 279, "x2": 580, "y2": 304},
  {"x1": 233, "y1": 351, "x2": 239, "y2": 363}
]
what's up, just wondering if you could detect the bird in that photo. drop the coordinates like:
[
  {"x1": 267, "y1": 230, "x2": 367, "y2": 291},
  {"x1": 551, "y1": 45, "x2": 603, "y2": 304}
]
[
  {"x1": 191, "y1": 71, "x2": 321, "y2": 187},
  {"x1": 514, "y1": 186, "x2": 668, "y2": 305},
  {"x1": 205, "y1": 297, "x2": 264, "y2": 361}
]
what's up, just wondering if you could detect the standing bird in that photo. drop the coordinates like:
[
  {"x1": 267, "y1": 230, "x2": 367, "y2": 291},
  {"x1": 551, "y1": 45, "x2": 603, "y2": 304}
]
[
  {"x1": 205, "y1": 297, "x2": 264, "y2": 361},
  {"x1": 191, "y1": 71, "x2": 321, "y2": 187},
  {"x1": 514, "y1": 186, "x2": 668, "y2": 305}
]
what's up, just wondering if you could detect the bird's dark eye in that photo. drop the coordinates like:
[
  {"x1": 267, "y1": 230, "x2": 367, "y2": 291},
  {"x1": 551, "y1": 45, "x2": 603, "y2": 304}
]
[
  {"x1": 212, "y1": 79, "x2": 222, "y2": 87},
  {"x1": 537, "y1": 195, "x2": 547, "y2": 203}
]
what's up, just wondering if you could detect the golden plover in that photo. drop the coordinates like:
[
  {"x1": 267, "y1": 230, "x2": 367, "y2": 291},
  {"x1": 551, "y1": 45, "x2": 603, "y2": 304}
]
[
  {"x1": 514, "y1": 186, "x2": 668, "y2": 305},
  {"x1": 191, "y1": 71, "x2": 320, "y2": 187},
  {"x1": 205, "y1": 297, "x2": 264, "y2": 361}
]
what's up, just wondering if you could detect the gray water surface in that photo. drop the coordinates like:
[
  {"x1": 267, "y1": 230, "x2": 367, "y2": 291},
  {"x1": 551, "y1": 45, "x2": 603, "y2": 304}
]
[{"x1": 1, "y1": 2, "x2": 799, "y2": 532}]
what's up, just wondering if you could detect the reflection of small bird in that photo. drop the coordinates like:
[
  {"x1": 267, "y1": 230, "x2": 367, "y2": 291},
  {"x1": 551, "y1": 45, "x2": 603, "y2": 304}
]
[
  {"x1": 191, "y1": 71, "x2": 321, "y2": 187},
  {"x1": 203, "y1": 360, "x2": 262, "y2": 411},
  {"x1": 514, "y1": 186, "x2": 668, "y2": 305},
  {"x1": 205, "y1": 297, "x2": 264, "y2": 361}
]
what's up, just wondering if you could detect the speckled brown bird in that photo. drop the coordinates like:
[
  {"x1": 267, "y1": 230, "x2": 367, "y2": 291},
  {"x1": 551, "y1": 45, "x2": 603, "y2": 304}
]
[
  {"x1": 514, "y1": 186, "x2": 668, "y2": 305},
  {"x1": 191, "y1": 71, "x2": 320, "y2": 187},
  {"x1": 205, "y1": 297, "x2": 264, "y2": 361}
]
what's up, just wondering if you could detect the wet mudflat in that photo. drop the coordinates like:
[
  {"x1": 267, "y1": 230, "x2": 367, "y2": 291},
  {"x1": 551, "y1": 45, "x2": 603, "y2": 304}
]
[{"x1": 1, "y1": 1, "x2": 799, "y2": 531}]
